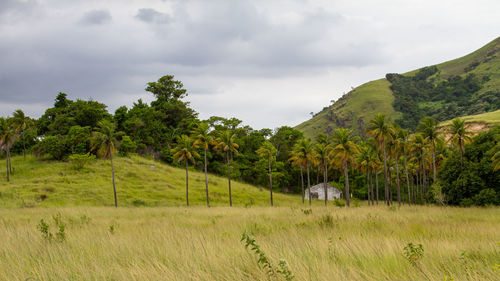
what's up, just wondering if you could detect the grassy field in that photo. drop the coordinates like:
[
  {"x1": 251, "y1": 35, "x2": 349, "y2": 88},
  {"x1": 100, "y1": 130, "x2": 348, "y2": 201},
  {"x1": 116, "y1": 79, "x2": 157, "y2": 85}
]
[
  {"x1": 295, "y1": 37, "x2": 500, "y2": 137},
  {"x1": 0, "y1": 206, "x2": 498, "y2": 280},
  {"x1": 440, "y1": 109, "x2": 500, "y2": 127},
  {"x1": 0, "y1": 154, "x2": 302, "y2": 208}
]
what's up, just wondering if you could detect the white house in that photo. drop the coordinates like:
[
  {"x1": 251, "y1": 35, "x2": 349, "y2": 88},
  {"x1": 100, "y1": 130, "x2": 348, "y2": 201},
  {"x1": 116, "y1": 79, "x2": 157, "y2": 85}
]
[{"x1": 304, "y1": 183, "x2": 342, "y2": 200}]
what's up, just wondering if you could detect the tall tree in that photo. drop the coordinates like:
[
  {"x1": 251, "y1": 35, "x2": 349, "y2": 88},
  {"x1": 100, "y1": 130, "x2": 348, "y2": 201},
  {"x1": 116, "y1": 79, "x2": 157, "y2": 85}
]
[
  {"x1": 418, "y1": 116, "x2": 441, "y2": 182},
  {"x1": 397, "y1": 127, "x2": 412, "y2": 205},
  {"x1": 330, "y1": 128, "x2": 359, "y2": 207},
  {"x1": 292, "y1": 139, "x2": 313, "y2": 205},
  {"x1": 0, "y1": 118, "x2": 17, "y2": 182},
  {"x1": 356, "y1": 143, "x2": 373, "y2": 205},
  {"x1": 410, "y1": 133, "x2": 427, "y2": 204},
  {"x1": 257, "y1": 141, "x2": 278, "y2": 206},
  {"x1": 172, "y1": 135, "x2": 199, "y2": 206},
  {"x1": 448, "y1": 118, "x2": 472, "y2": 172},
  {"x1": 91, "y1": 120, "x2": 119, "y2": 207},
  {"x1": 367, "y1": 114, "x2": 394, "y2": 206},
  {"x1": 192, "y1": 122, "x2": 215, "y2": 207},
  {"x1": 215, "y1": 130, "x2": 239, "y2": 207},
  {"x1": 314, "y1": 141, "x2": 332, "y2": 206},
  {"x1": 12, "y1": 110, "x2": 29, "y2": 159}
]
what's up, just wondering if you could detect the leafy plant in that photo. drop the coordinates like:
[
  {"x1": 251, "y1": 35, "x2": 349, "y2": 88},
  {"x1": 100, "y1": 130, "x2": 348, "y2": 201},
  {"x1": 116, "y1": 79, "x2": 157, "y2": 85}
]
[
  {"x1": 69, "y1": 153, "x2": 96, "y2": 170},
  {"x1": 301, "y1": 208, "x2": 312, "y2": 215},
  {"x1": 403, "y1": 243, "x2": 424, "y2": 267},
  {"x1": 37, "y1": 214, "x2": 66, "y2": 242},
  {"x1": 241, "y1": 231, "x2": 294, "y2": 280}
]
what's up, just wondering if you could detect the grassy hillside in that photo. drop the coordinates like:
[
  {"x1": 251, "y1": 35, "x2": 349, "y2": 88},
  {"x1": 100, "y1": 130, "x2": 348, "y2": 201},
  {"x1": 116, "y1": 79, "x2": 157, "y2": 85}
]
[
  {"x1": 0, "y1": 155, "x2": 303, "y2": 208},
  {"x1": 296, "y1": 37, "x2": 500, "y2": 138},
  {"x1": 1, "y1": 206, "x2": 498, "y2": 280},
  {"x1": 440, "y1": 109, "x2": 500, "y2": 127}
]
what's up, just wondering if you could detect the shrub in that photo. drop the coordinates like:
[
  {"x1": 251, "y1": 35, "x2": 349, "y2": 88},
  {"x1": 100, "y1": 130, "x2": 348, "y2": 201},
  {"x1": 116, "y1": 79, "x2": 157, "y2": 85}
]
[
  {"x1": 118, "y1": 136, "x2": 137, "y2": 156},
  {"x1": 334, "y1": 199, "x2": 346, "y2": 207},
  {"x1": 472, "y1": 189, "x2": 497, "y2": 206},
  {"x1": 459, "y1": 198, "x2": 474, "y2": 207},
  {"x1": 33, "y1": 135, "x2": 67, "y2": 160},
  {"x1": 69, "y1": 153, "x2": 96, "y2": 170}
]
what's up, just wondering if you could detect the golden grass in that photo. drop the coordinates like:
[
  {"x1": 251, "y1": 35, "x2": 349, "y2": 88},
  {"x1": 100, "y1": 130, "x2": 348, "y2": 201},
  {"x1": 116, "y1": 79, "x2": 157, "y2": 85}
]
[{"x1": 1, "y1": 206, "x2": 498, "y2": 280}]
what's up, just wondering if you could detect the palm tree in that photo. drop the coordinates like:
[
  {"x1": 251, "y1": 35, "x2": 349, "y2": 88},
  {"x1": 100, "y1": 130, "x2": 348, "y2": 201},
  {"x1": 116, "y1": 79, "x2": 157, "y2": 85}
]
[
  {"x1": 367, "y1": 114, "x2": 394, "y2": 206},
  {"x1": 314, "y1": 141, "x2": 332, "y2": 206},
  {"x1": 410, "y1": 133, "x2": 427, "y2": 204},
  {"x1": 91, "y1": 120, "x2": 119, "y2": 207},
  {"x1": 292, "y1": 139, "x2": 313, "y2": 205},
  {"x1": 492, "y1": 145, "x2": 500, "y2": 171},
  {"x1": 192, "y1": 122, "x2": 215, "y2": 207},
  {"x1": 12, "y1": 109, "x2": 29, "y2": 159},
  {"x1": 215, "y1": 130, "x2": 239, "y2": 207},
  {"x1": 397, "y1": 127, "x2": 412, "y2": 206},
  {"x1": 448, "y1": 118, "x2": 472, "y2": 171},
  {"x1": 289, "y1": 149, "x2": 305, "y2": 203},
  {"x1": 330, "y1": 128, "x2": 359, "y2": 207},
  {"x1": 257, "y1": 141, "x2": 278, "y2": 206},
  {"x1": 356, "y1": 143, "x2": 373, "y2": 205},
  {"x1": 0, "y1": 117, "x2": 17, "y2": 182},
  {"x1": 172, "y1": 135, "x2": 199, "y2": 206},
  {"x1": 418, "y1": 116, "x2": 441, "y2": 182}
]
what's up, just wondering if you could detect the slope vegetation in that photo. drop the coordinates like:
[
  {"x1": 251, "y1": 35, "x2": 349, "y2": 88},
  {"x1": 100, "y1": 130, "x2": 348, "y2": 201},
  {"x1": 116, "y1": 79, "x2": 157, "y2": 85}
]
[
  {"x1": 0, "y1": 155, "x2": 300, "y2": 208},
  {"x1": 296, "y1": 37, "x2": 500, "y2": 138}
]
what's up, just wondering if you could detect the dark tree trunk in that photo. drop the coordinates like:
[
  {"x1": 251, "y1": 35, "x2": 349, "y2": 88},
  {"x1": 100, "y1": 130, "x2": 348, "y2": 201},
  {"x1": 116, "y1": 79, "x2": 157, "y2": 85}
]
[
  {"x1": 396, "y1": 153, "x2": 401, "y2": 207},
  {"x1": 382, "y1": 139, "x2": 389, "y2": 206},
  {"x1": 403, "y1": 149, "x2": 410, "y2": 206},
  {"x1": 375, "y1": 171, "x2": 379, "y2": 205},
  {"x1": 185, "y1": 160, "x2": 189, "y2": 206},
  {"x1": 226, "y1": 151, "x2": 232, "y2": 207},
  {"x1": 300, "y1": 166, "x2": 304, "y2": 204},
  {"x1": 22, "y1": 131, "x2": 26, "y2": 159},
  {"x1": 317, "y1": 166, "x2": 320, "y2": 185},
  {"x1": 110, "y1": 154, "x2": 117, "y2": 208},
  {"x1": 366, "y1": 171, "x2": 370, "y2": 205},
  {"x1": 324, "y1": 159, "x2": 328, "y2": 206},
  {"x1": 204, "y1": 149, "x2": 209, "y2": 207},
  {"x1": 370, "y1": 170, "x2": 375, "y2": 205},
  {"x1": 268, "y1": 155, "x2": 273, "y2": 207},
  {"x1": 6, "y1": 148, "x2": 9, "y2": 182},
  {"x1": 344, "y1": 161, "x2": 350, "y2": 207},
  {"x1": 432, "y1": 143, "x2": 436, "y2": 183},
  {"x1": 307, "y1": 161, "x2": 311, "y2": 206},
  {"x1": 421, "y1": 154, "x2": 425, "y2": 205},
  {"x1": 459, "y1": 138, "x2": 463, "y2": 172}
]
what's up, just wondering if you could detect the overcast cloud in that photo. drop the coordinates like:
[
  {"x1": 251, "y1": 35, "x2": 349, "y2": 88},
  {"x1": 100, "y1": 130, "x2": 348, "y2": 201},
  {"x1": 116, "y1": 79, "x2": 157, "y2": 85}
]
[{"x1": 0, "y1": 0, "x2": 499, "y2": 129}]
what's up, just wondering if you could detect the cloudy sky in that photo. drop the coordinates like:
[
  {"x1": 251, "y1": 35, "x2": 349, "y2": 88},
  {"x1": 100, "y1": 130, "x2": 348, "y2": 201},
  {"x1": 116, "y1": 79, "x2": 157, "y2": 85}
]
[{"x1": 0, "y1": 0, "x2": 499, "y2": 129}]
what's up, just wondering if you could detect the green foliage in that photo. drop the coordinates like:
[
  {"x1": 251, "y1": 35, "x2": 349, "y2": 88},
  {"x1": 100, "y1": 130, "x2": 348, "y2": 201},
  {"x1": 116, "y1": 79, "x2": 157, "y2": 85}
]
[
  {"x1": 37, "y1": 214, "x2": 66, "y2": 242},
  {"x1": 69, "y1": 153, "x2": 96, "y2": 170},
  {"x1": 403, "y1": 243, "x2": 424, "y2": 267},
  {"x1": 472, "y1": 188, "x2": 498, "y2": 206},
  {"x1": 334, "y1": 199, "x2": 346, "y2": 207},
  {"x1": 241, "y1": 231, "x2": 295, "y2": 280},
  {"x1": 33, "y1": 135, "x2": 67, "y2": 160},
  {"x1": 118, "y1": 136, "x2": 136, "y2": 156}
]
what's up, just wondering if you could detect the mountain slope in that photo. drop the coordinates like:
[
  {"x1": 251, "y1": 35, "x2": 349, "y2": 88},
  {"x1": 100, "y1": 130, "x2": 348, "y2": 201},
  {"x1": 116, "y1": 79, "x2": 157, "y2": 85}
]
[
  {"x1": 296, "y1": 37, "x2": 500, "y2": 138},
  {"x1": 0, "y1": 155, "x2": 300, "y2": 207}
]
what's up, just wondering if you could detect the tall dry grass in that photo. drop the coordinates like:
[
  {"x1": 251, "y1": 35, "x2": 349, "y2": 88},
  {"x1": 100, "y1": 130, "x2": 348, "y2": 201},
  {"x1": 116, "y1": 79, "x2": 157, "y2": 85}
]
[{"x1": 0, "y1": 205, "x2": 499, "y2": 280}]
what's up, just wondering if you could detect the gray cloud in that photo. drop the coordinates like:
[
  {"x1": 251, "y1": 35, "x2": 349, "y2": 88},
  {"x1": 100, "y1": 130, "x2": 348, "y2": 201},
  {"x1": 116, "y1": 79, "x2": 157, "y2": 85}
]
[
  {"x1": 136, "y1": 8, "x2": 170, "y2": 24},
  {"x1": 80, "y1": 9, "x2": 112, "y2": 25}
]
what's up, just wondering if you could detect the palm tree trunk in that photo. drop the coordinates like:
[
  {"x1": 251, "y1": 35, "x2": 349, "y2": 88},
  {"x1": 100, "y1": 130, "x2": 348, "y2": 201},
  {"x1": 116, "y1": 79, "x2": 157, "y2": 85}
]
[
  {"x1": 432, "y1": 143, "x2": 436, "y2": 183},
  {"x1": 403, "y1": 149, "x2": 410, "y2": 206},
  {"x1": 366, "y1": 171, "x2": 370, "y2": 205},
  {"x1": 300, "y1": 166, "x2": 304, "y2": 204},
  {"x1": 396, "y1": 154, "x2": 401, "y2": 207},
  {"x1": 268, "y1": 155, "x2": 273, "y2": 207},
  {"x1": 110, "y1": 154, "x2": 117, "y2": 208},
  {"x1": 375, "y1": 171, "x2": 379, "y2": 205},
  {"x1": 382, "y1": 139, "x2": 389, "y2": 206},
  {"x1": 6, "y1": 149, "x2": 9, "y2": 182},
  {"x1": 204, "y1": 149, "x2": 209, "y2": 207},
  {"x1": 421, "y1": 154, "x2": 425, "y2": 205},
  {"x1": 370, "y1": 170, "x2": 375, "y2": 205},
  {"x1": 307, "y1": 161, "x2": 311, "y2": 206},
  {"x1": 389, "y1": 169, "x2": 393, "y2": 205},
  {"x1": 316, "y1": 166, "x2": 320, "y2": 185},
  {"x1": 324, "y1": 159, "x2": 328, "y2": 206},
  {"x1": 226, "y1": 151, "x2": 232, "y2": 207},
  {"x1": 459, "y1": 139, "x2": 463, "y2": 172},
  {"x1": 8, "y1": 148, "x2": 12, "y2": 174},
  {"x1": 184, "y1": 160, "x2": 189, "y2": 206},
  {"x1": 22, "y1": 131, "x2": 26, "y2": 159},
  {"x1": 344, "y1": 161, "x2": 350, "y2": 207}
]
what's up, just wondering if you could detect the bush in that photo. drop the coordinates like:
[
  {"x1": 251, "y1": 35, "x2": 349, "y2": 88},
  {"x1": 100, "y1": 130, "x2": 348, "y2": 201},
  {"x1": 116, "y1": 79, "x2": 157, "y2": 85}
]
[
  {"x1": 69, "y1": 153, "x2": 96, "y2": 170},
  {"x1": 334, "y1": 199, "x2": 346, "y2": 207},
  {"x1": 33, "y1": 135, "x2": 67, "y2": 160},
  {"x1": 472, "y1": 189, "x2": 497, "y2": 206},
  {"x1": 118, "y1": 136, "x2": 137, "y2": 156},
  {"x1": 459, "y1": 198, "x2": 474, "y2": 207}
]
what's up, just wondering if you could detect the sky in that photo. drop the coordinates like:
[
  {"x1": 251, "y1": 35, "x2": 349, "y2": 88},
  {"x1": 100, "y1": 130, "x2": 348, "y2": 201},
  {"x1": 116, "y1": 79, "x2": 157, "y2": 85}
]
[{"x1": 0, "y1": 0, "x2": 499, "y2": 129}]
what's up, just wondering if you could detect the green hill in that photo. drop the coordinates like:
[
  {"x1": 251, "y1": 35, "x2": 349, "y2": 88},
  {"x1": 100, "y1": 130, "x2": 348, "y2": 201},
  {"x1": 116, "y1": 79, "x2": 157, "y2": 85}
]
[
  {"x1": 296, "y1": 37, "x2": 500, "y2": 138},
  {"x1": 439, "y1": 109, "x2": 500, "y2": 128},
  {"x1": 0, "y1": 155, "x2": 301, "y2": 208}
]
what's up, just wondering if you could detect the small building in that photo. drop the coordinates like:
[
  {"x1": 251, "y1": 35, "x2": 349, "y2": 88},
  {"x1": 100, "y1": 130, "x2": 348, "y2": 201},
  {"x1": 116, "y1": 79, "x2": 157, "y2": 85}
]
[{"x1": 304, "y1": 183, "x2": 342, "y2": 200}]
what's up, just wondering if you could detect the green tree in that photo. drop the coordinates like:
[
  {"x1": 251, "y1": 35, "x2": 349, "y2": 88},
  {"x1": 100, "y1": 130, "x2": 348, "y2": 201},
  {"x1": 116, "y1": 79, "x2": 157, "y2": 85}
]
[
  {"x1": 330, "y1": 128, "x2": 359, "y2": 207},
  {"x1": 12, "y1": 109, "x2": 29, "y2": 159},
  {"x1": 291, "y1": 139, "x2": 313, "y2": 205},
  {"x1": 257, "y1": 141, "x2": 278, "y2": 206},
  {"x1": 0, "y1": 118, "x2": 17, "y2": 181},
  {"x1": 215, "y1": 130, "x2": 239, "y2": 206},
  {"x1": 172, "y1": 135, "x2": 199, "y2": 206},
  {"x1": 314, "y1": 141, "x2": 331, "y2": 206},
  {"x1": 91, "y1": 120, "x2": 118, "y2": 207},
  {"x1": 192, "y1": 122, "x2": 216, "y2": 207},
  {"x1": 448, "y1": 118, "x2": 472, "y2": 171},
  {"x1": 367, "y1": 114, "x2": 394, "y2": 206},
  {"x1": 418, "y1": 116, "x2": 441, "y2": 182},
  {"x1": 118, "y1": 136, "x2": 137, "y2": 156}
]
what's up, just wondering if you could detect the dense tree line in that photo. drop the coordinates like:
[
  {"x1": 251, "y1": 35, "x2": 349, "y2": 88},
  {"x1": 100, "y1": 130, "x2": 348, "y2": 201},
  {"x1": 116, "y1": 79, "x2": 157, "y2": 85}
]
[
  {"x1": 1, "y1": 75, "x2": 499, "y2": 207},
  {"x1": 387, "y1": 66, "x2": 500, "y2": 130}
]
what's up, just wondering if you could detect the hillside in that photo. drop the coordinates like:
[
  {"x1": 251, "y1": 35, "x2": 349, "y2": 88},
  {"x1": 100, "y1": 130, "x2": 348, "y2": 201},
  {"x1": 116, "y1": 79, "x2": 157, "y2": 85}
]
[
  {"x1": 296, "y1": 37, "x2": 500, "y2": 138},
  {"x1": 439, "y1": 109, "x2": 500, "y2": 132},
  {"x1": 0, "y1": 155, "x2": 301, "y2": 208}
]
